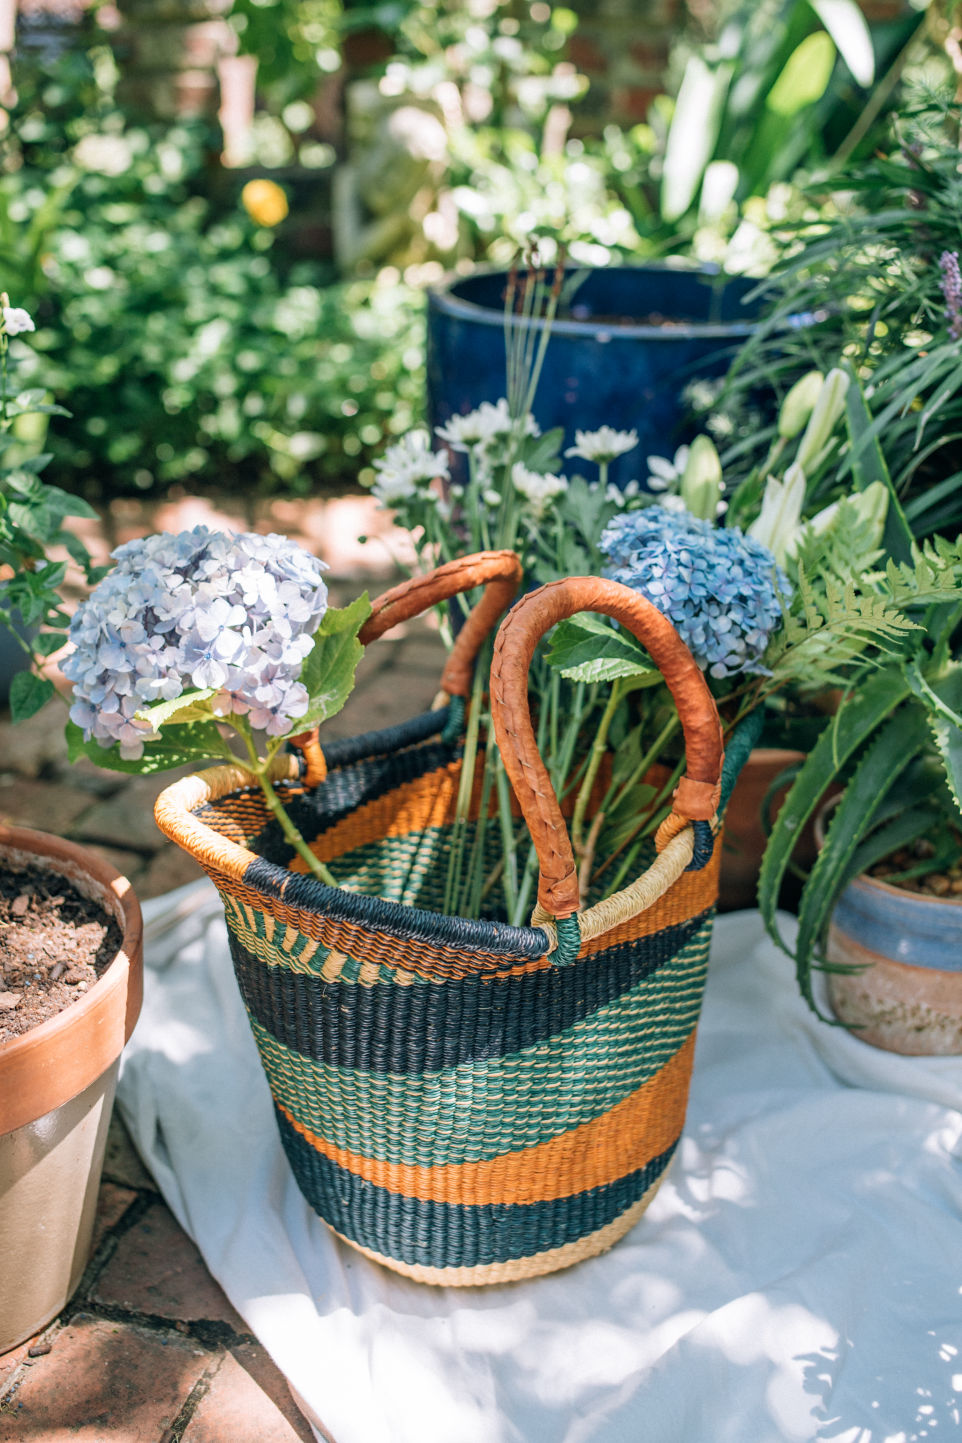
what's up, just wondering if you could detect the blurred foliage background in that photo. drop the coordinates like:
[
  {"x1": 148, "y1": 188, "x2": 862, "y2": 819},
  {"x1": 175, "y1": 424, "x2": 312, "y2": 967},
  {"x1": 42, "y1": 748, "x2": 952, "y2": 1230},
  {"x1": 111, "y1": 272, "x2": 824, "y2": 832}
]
[{"x1": 0, "y1": 0, "x2": 947, "y2": 504}]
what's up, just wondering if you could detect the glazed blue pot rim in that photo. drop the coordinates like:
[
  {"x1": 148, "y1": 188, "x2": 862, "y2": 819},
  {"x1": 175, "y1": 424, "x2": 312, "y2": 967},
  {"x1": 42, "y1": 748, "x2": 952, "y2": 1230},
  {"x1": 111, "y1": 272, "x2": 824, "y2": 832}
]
[
  {"x1": 427, "y1": 262, "x2": 761, "y2": 341},
  {"x1": 847, "y1": 871, "x2": 962, "y2": 912}
]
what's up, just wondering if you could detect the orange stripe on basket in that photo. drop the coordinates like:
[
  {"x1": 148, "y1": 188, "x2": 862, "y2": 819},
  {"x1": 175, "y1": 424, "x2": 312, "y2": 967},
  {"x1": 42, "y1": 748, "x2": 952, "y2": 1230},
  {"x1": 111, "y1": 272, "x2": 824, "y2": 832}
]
[{"x1": 275, "y1": 1029, "x2": 697, "y2": 1207}]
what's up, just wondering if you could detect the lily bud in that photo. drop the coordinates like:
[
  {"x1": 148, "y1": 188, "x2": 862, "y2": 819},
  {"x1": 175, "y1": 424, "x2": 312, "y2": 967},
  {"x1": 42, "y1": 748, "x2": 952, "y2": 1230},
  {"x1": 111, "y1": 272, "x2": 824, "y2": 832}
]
[
  {"x1": 680, "y1": 434, "x2": 724, "y2": 521},
  {"x1": 748, "y1": 462, "x2": 806, "y2": 567},
  {"x1": 777, "y1": 371, "x2": 824, "y2": 440},
  {"x1": 794, "y1": 368, "x2": 849, "y2": 474}
]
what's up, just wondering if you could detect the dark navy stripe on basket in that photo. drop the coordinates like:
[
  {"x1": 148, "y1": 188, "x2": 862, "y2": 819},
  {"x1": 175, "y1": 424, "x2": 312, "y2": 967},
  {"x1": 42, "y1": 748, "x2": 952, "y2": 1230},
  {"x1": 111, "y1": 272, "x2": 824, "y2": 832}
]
[
  {"x1": 255, "y1": 735, "x2": 461, "y2": 868},
  {"x1": 276, "y1": 1107, "x2": 676, "y2": 1269},
  {"x1": 317, "y1": 707, "x2": 449, "y2": 770},
  {"x1": 228, "y1": 909, "x2": 710, "y2": 1075}
]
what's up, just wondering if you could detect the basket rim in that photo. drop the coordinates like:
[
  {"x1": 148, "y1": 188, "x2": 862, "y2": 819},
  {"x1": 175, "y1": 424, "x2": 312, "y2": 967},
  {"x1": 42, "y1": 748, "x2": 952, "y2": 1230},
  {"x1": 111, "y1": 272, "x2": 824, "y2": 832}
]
[{"x1": 154, "y1": 724, "x2": 557, "y2": 962}]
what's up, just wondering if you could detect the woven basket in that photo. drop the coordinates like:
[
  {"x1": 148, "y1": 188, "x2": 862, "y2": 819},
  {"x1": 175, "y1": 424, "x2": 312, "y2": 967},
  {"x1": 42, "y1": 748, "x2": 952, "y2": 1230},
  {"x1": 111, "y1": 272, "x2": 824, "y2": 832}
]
[{"x1": 155, "y1": 552, "x2": 757, "y2": 1285}]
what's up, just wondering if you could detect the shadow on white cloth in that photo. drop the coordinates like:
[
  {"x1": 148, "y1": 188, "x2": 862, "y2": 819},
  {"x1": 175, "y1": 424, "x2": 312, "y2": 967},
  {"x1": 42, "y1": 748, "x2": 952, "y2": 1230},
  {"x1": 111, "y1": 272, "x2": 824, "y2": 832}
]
[{"x1": 117, "y1": 883, "x2": 962, "y2": 1443}]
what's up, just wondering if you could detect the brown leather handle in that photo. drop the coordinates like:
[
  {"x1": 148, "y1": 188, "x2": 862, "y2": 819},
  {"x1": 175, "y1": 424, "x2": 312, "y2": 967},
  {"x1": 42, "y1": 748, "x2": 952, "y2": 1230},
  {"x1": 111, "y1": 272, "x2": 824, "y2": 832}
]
[
  {"x1": 489, "y1": 576, "x2": 724, "y2": 919},
  {"x1": 359, "y1": 549, "x2": 523, "y2": 698},
  {"x1": 291, "y1": 550, "x2": 522, "y2": 786}
]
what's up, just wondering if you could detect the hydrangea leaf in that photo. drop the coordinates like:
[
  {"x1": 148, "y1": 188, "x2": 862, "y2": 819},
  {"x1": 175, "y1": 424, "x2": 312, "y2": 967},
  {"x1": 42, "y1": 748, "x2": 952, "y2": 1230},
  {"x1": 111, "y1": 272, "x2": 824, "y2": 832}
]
[
  {"x1": 9, "y1": 671, "x2": 56, "y2": 723},
  {"x1": 297, "y1": 593, "x2": 372, "y2": 731},
  {"x1": 66, "y1": 719, "x2": 230, "y2": 775},
  {"x1": 545, "y1": 615, "x2": 656, "y2": 684},
  {"x1": 135, "y1": 688, "x2": 218, "y2": 729}
]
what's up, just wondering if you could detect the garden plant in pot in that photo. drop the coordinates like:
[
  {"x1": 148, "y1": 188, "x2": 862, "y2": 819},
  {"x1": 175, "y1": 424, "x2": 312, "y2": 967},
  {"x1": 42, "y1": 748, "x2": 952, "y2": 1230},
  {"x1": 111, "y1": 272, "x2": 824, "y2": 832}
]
[
  {"x1": 760, "y1": 536, "x2": 962, "y2": 1054},
  {"x1": 0, "y1": 300, "x2": 144, "y2": 1352}
]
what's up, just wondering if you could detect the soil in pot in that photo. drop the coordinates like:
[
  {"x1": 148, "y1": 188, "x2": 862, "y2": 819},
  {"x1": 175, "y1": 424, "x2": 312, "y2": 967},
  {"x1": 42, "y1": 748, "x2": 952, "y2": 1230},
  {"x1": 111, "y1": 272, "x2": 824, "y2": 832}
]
[{"x1": 0, "y1": 861, "x2": 123, "y2": 1042}]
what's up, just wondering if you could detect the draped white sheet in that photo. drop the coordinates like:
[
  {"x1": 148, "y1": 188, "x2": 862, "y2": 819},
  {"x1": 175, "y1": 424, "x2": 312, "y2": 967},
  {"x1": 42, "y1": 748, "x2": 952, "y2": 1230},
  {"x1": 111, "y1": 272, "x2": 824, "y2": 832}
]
[{"x1": 118, "y1": 882, "x2": 962, "y2": 1443}]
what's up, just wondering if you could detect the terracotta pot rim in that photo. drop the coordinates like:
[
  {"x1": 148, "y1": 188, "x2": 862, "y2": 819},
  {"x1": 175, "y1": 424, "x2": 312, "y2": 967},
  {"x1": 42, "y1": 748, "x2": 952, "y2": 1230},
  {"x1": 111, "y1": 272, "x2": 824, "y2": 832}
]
[{"x1": 0, "y1": 824, "x2": 144, "y2": 1134}]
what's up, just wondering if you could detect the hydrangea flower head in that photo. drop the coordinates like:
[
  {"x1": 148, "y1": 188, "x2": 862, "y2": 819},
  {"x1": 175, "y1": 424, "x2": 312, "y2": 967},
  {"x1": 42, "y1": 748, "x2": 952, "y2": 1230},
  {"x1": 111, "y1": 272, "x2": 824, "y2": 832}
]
[
  {"x1": 600, "y1": 506, "x2": 787, "y2": 678},
  {"x1": 63, "y1": 527, "x2": 329, "y2": 758},
  {"x1": 565, "y1": 427, "x2": 638, "y2": 464}
]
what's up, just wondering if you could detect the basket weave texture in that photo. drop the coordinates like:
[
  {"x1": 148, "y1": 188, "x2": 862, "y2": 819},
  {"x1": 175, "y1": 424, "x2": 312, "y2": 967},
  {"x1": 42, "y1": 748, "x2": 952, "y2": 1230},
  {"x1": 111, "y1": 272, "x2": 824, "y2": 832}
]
[{"x1": 155, "y1": 557, "x2": 757, "y2": 1285}]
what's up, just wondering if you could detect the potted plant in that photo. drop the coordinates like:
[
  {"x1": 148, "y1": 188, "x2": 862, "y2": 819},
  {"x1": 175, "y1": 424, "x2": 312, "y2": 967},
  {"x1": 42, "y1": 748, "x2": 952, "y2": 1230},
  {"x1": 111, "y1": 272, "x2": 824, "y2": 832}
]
[
  {"x1": 759, "y1": 513, "x2": 962, "y2": 1052},
  {"x1": 427, "y1": 258, "x2": 762, "y2": 490},
  {"x1": 0, "y1": 299, "x2": 144, "y2": 1350}
]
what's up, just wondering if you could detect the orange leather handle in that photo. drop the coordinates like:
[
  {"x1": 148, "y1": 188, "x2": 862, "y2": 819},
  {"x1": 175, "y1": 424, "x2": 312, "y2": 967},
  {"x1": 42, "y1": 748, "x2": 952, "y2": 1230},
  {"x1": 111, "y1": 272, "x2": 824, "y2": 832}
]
[
  {"x1": 489, "y1": 576, "x2": 724, "y2": 919},
  {"x1": 359, "y1": 549, "x2": 523, "y2": 698},
  {"x1": 290, "y1": 550, "x2": 523, "y2": 786}
]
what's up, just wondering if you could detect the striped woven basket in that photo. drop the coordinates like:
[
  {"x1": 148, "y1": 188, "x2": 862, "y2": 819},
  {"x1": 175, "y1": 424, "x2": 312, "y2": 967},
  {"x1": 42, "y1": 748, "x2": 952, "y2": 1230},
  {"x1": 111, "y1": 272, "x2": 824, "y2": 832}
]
[{"x1": 155, "y1": 551, "x2": 758, "y2": 1285}]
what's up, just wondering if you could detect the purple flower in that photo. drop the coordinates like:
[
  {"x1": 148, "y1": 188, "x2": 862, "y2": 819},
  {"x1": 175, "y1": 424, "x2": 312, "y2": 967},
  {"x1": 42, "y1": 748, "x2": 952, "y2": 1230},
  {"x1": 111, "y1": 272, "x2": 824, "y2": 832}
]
[
  {"x1": 599, "y1": 507, "x2": 788, "y2": 678},
  {"x1": 940, "y1": 251, "x2": 962, "y2": 341},
  {"x1": 64, "y1": 527, "x2": 329, "y2": 758}
]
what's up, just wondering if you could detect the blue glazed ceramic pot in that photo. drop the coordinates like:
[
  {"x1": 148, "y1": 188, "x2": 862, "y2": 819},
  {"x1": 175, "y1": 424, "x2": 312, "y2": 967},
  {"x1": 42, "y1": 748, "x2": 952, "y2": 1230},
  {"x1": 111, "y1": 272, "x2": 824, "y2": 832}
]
[
  {"x1": 426, "y1": 263, "x2": 761, "y2": 489},
  {"x1": 826, "y1": 874, "x2": 962, "y2": 1055}
]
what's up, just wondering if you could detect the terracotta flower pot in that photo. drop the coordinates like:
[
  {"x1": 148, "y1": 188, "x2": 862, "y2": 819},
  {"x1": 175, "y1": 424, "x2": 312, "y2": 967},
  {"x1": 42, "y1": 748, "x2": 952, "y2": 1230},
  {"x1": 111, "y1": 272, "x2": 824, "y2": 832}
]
[
  {"x1": 718, "y1": 748, "x2": 807, "y2": 911},
  {"x1": 825, "y1": 870, "x2": 962, "y2": 1056},
  {"x1": 0, "y1": 826, "x2": 143, "y2": 1352}
]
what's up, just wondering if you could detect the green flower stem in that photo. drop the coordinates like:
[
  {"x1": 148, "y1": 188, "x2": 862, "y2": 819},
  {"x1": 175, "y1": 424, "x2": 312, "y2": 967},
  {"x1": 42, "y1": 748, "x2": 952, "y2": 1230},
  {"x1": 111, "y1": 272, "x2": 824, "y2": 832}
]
[
  {"x1": 603, "y1": 754, "x2": 687, "y2": 896},
  {"x1": 598, "y1": 459, "x2": 609, "y2": 492},
  {"x1": 233, "y1": 719, "x2": 339, "y2": 888},
  {"x1": 600, "y1": 711, "x2": 681, "y2": 820},
  {"x1": 442, "y1": 668, "x2": 484, "y2": 917},
  {"x1": 494, "y1": 755, "x2": 519, "y2": 918},
  {"x1": 572, "y1": 680, "x2": 624, "y2": 859}
]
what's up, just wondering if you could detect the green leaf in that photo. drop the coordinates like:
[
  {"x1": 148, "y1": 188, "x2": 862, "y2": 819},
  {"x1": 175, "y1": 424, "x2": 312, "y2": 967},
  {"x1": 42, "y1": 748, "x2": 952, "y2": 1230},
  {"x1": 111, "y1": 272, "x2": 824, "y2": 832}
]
[
  {"x1": 661, "y1": 55, "x2": 733, "y2": 222},
  {"x1": 296, "y1": 594, "x2": 372, "y2": 732},
  {"x1": 65, "y1": 719, "x2": 231, "y2": 775},
  {"x1": 519, "y1": 427, "x2": 564, "y2": 474},
  {"x1": 766, "y1": 32, "x2": 837, "y2": 116},
  {"x1": 545, "y1": 615, "x2": 656, "y2": 685},
  {"x1": 793, "y1": 703, "x2": 930, "y2": 1011},
  {"x1": 808, "y1": 0, "x2": 875, "y2": 85},
  {"x1": 9, "y1": 671, "x2": 56, "y2": 722},
  {"x1": 758, "y1": 664, "x2": 912, "y2": 947},
  {"x1": 843, "y1": 368, "x2": 914, "y2": 564},
  {"x1": 135, "y1": 688, "x2": 218, "y2": 728},
  {"x1": 918, "y1": 665, "x2": 962, "y2": 821}
]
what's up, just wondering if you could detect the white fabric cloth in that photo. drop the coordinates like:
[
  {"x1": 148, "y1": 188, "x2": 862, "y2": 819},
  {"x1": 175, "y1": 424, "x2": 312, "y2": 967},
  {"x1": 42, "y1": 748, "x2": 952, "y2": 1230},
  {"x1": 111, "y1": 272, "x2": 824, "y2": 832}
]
[{"x1": 118, "y1": 882, "x2": 962, "y2": 1443}]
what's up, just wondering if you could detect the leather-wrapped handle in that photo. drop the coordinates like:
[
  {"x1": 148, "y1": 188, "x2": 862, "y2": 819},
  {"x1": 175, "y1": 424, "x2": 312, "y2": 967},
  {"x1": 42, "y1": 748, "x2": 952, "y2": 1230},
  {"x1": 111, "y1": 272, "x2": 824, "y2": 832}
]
[
  {"x1": 490, "y1": 576, "x2": 724, "y2": 919},
  {"x1": 290, "y1": 550, "x2": 522, "y2": 785},
  {"x1": 359, "y1": 549, "x2": 523, "y2": 698}
]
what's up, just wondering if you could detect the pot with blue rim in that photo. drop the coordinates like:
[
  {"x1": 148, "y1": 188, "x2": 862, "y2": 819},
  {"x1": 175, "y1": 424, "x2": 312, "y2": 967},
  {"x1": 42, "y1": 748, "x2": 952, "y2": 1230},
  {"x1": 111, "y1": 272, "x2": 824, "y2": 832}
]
[
  {"x1": 426, "y1": 262, "x2": 762, "y2": 489},
  {"x1": 818, "y1": 823, "x2": 962, "y2": 1056}
]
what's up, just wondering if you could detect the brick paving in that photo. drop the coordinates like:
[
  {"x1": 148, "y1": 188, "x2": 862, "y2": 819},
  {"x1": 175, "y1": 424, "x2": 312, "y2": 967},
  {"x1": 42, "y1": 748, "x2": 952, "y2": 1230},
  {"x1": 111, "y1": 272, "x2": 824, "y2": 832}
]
[{"x1": 0, "y1": 493, "x2": 446, "y2": 1441}]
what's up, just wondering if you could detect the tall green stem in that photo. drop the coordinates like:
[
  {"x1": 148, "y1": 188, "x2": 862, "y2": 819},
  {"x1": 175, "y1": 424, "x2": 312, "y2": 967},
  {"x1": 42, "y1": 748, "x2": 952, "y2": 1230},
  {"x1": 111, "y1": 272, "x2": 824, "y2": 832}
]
[{"x1": 234, "y1": 720, "x2": 339, "y2": 888}]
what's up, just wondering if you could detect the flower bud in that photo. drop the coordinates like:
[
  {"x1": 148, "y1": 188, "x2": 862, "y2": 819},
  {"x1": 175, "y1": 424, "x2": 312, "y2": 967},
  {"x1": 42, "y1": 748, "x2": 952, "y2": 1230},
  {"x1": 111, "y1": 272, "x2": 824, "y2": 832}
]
[
  {"x1": 748, "y1": 462, "x2": 806, "y2": 567},
  {"x1": 777, "y1": 371, "x2": 824, "y2": 440},
  {"x1": 794, "y1": 368, "x2": 849, "y2": 474},
  {"x1": 679, "y1": 435, "x2": 723, "y2": 521}
]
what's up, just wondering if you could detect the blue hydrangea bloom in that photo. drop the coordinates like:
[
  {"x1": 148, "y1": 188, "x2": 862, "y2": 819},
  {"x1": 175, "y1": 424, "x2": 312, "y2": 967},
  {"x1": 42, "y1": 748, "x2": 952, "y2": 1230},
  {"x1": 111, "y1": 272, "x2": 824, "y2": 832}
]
[
  {"x1": 63, "y1": 527, "x2": 329, "y2": 759},
  {"x1": 599, "y1": 506, "x2": 787, "y2": 678}
]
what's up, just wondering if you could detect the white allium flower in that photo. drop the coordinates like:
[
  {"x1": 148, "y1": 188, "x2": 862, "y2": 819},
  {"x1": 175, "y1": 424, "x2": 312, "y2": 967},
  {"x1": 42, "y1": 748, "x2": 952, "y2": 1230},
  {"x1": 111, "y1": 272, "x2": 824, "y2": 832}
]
[
  {"x1": 645, "y1": 445, "x2": 690, "y2": 492},
  {"x1": 371, "y1": 471, "x2": 419, "y2": 507},
  {"x1": 63, "y1": 527, "x2": 329, "y2": 757},
  {"x1": 2, "y1": 306, "x2": 35, "y2": 336},
  {"x1": 511, "y1": 463, "x2": 568, "y2": 519},
  {"x1": 565, "y1": 426, "x2": 639, "y2": 464}
]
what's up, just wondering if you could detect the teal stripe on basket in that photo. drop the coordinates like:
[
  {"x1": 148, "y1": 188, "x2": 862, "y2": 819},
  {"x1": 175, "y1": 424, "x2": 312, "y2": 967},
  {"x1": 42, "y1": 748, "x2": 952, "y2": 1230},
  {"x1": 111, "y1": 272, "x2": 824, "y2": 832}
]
[{"x1": 246, "y1": 919, "x2": 712, "y2": 1168}]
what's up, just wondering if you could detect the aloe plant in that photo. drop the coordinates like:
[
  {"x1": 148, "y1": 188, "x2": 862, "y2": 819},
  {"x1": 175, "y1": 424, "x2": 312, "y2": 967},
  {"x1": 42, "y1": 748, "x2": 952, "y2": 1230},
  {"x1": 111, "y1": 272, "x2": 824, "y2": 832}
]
[{"x1": 759, "y1": 534, "x2": 962, "y2": 1016}]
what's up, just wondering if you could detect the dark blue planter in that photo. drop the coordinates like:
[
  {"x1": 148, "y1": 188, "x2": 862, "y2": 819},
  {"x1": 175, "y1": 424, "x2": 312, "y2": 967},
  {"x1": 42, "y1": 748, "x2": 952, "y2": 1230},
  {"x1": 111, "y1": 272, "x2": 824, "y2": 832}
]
[{"x1": 426, "y1": 263, "x2": 760, "y2": 489}]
